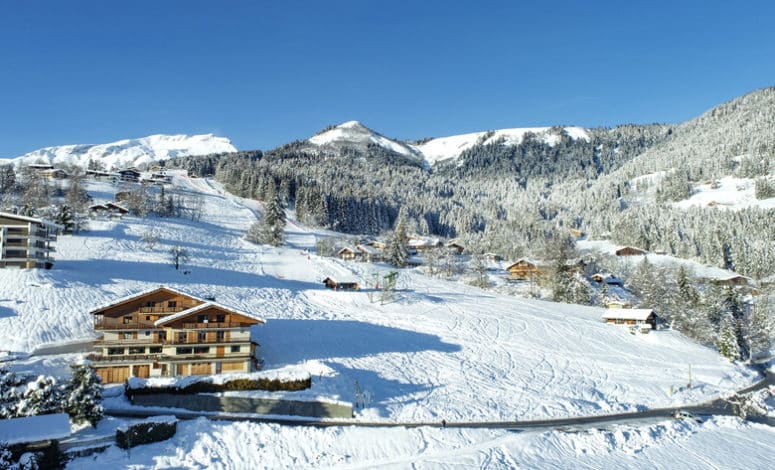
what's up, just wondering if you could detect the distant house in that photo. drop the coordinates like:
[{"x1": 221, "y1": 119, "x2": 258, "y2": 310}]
[
  {"x1": 0, "y1": 212, "x2": 60, "y2": 269},
  {"x1": 506, "y1": 258, "x2": 546, "y2": 280},
  {"x1": 407, "y1": 237, "x2": 443, "y2": 253},
  {"x1": 569, "y1": 228, "x2": 585, "y2": 239},
  {"x1": 118, "y1": 168, "x2": 141, "y2": 182},
  {"x1": 115, "y1": 191, "x2": 131, "y2": 202},
  {"x1": 356, "y1": 244, "x2": 384, "y2": 262},
  {"x1": 89, "y1": 286, "x2": 265, "y2": 383},
  {"x1": 366, "y1": 240, "x2": 387, "y2": 250},
  {"x1": 601, "y1": 308, "x2": 658, "y2": 330},
  {"x1": 446, "y1": 241, "x2": 465, "y2": 255},
  {"x1": 711, "y1": 275, "x2": 753, "y2": 288},
  {"x1": 27, "y1": 163, "x2": 54, "y2": 171},
  {"x1": 615, "y1": 246, "x2": 647, "y2": 256},
  {"x1": 604, "y1": 300, "x2": 634, "y2": 309},
  {"x1": 39, "y1": 168, "x2": 69, "y2": 180},
  {"x1": 86, "y1": 169, "x2": 114, "y2": 180},
  {"x1": 105, "y1": 202, "x2": 129, "y2": 215},
  {"x1": 90, "y1": 202, "x2": 129, "y2": 218},
  {"x1": 591, "y1": 273, "x2": 624, "y2": 287},
  {"x1": 484, "y1": 252, "x2": 503, "y2": 262},
  {"x1": 337, "y1": 246, "x2": 359, "y2": 261},
  {"x1": 323, "y1": 277, "x2": 360, "y2": 290}
]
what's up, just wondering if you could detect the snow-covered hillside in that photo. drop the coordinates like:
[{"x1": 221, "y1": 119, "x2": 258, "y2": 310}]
[
  {"x1": 0, "y1": 174, "x2": 765, "y2": 467},
  {"x1": 306, "y1": 121, "x2": 592, "y2": 167},
  {"x1": 4, "y1": 134, "x2": 236, "y2": 169},
  {"x1": 416, "y1": 126, "x2": 590, "y2": 164}
]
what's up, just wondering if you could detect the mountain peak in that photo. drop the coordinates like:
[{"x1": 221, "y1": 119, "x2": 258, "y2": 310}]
[{"x1": 7, "y1": 133, "x2": 237, "y2": 169}]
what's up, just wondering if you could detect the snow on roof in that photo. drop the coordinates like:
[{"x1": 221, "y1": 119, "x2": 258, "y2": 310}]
[
  {"x1": 507, "y1": 258, "x2": 545, "y2": 268},
  {"x1": 88, "y1": 285, "x2": 208, "y2": 314},
  {"x1": 601, "y1": 308, "x2": 655, "y2": 321},
  {"x1": 0, "y1": 413, "x2": 71, "y2": 445},
  {"x1": 154, "y1": 301, "x2": 266, "y2": 326},
  {"x1": 323, "y1": 276, "x2": 359, "y2": 285},
  {"x1": 0, "y1": 211, "x2": 63, "y2": 229},
  {"x1": 356, "y1": 244, "x2": 381, "y2": 255},
  {"x1": 337, "y1": 246, "x2": 357, "y2": 254}
]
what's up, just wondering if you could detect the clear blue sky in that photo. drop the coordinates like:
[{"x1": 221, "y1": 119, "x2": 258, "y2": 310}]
[{"x1": 1, "y1": 0, "x2": 774, "y2": 156}]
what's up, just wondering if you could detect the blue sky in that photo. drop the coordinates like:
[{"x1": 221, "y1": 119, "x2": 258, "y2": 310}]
[{"x1": 1, "y1": 0, "x2": 774, "y2": 156}]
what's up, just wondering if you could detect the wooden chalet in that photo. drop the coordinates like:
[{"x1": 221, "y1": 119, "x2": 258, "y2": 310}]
[
  {"x1": 322, "y1": 276, "x2": 360, "y2": 290},
  {"x1": 711, "y1": 274, "x2": 753, "y2": 288},
  {"x1": 601, "y1": 308, "x2": 657, "y2": 330},
  {"x1": 356, "y1": 244, "x2": 384, "y2": 262},
  {"x1": 89, "y1": 286, "x2": 265, "y2": 384},
  {"x1": 105, "y1": 202, "x2": 129, "y2": 214},
  {"x1": 337, "y1": 246, "x2": 359, "y2": 261},
  {"x1": 118, "y1": 168, "x2": 141, "y2": 182},
  {"x1": 39, "y1": 168, "x2": 69, "y2": 180},
  {"x1": 615, "y1": 246, "x2": 647, "y2": 256},
  {"x1": 506, "y1": 258, "x2": 546, "y2": 280},
  {"x1": 407, "y1": 237, "x2": 443, "y2": 252},
  {"x1": 446, "y1": 241, "x2": 465, "y2": 254}
]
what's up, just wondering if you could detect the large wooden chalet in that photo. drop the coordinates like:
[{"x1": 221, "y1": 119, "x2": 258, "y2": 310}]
[
  {"x1": 506, "y1": 258, "x2": 546, "y2": 280},
  {"x1": 89, "y1": 286, "x2": 265, "y2": 384},
  {"x1": 601, "y1": 308, "x2": 657, "y2": 330}
]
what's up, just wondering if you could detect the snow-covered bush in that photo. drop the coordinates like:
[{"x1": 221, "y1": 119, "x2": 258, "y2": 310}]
[{"x1": 116, "y1": 416, "x2": 177, "y2": 449}]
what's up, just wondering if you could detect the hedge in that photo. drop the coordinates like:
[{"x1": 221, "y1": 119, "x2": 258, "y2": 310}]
[
  {"x1": 126, "y1": 376, "x2": 311, "y2": 397},
  {"x1": 116, "y1": 417, "x2": 177, "y2": 449}
]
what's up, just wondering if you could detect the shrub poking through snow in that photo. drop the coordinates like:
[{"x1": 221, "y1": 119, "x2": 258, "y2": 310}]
[{"x1": 116, "y1": 416, "x2": 177, "y2": 449}]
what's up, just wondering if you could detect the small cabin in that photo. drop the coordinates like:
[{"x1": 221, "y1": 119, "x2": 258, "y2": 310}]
[
  {"x1": 356, "y1": 244, "x2": 384, "y2": 262},
  {"x1": 407, "y1": 237, "x2": 443, "y2": 252},
  {"x1": 569, "y1": 228, "x2": 585, "y2": 239},
  {"x1": 615, "y1": 246, "x2": 647, "y2": 256},
  {"x1": 601, "y1": 308, "x2": 657, "y2": 330},
  {"x1": 484, "y1": 252, "x2": 503, "y2": 262},
  {"x1": 446, "y1": 241, "x2": 465, "y2": 255},
  {"x1": 105, "y1": 202, "x2": 129, "y2": 214},
  {"x1": 337, "y1": 246, "x2": 359, "y2": 261},
  {"x1": 323, "y1": 277, "x2": 360, "y2": 291},
  {"x1": 506, "y1": 258, "x2": 546, "y2": 280},
  {"x1": 712, "y1": 275, "x2": 753, "y2": 288}
]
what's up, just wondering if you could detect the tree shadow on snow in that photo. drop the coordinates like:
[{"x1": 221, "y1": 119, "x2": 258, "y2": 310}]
[
  {"x1": 54, "y1": 259, "x2": 323, "y2": 291},
  {"x1": 0, "y1": 305, "x2": 16, "y2": 319},
  {"x1": 258, "y1": 319, "x2": 461, "y2": 366}
]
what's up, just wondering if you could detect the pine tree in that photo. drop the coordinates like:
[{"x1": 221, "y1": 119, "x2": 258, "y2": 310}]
[
  {"x1": 718, "y1": 314, "x2": 741, "y2": 361},
  {"x1": 55, "y1": 204, "x2": 75, "y2": 233},
  {"x1": 386, "y1": 209, "x2": 409, "y2": 268},
  {"x1": 743, "y1": 294, "x2": 775, "y2": 362},
  {"x1": 17, "y1": 375, "x2": 62, "y2": 417},
  {"x1": 0, "y1": 365, "x2": 22, "y2": 419},
  {"x1": 63, "y1": 364, "x2": 103, "y2": 426}
]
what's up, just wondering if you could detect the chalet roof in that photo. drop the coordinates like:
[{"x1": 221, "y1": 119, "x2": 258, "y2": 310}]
[
  {"x1": 323, "y1": 276, "x2": 359, "y2": 285},
  {"x1": 407, "y1": 237, "x2": 442, "y2": 248},
  {"x1": 601, "y1": 308, "x2": 655, "y2": 321},
  {"x1": 105, "y1": 202, "x2": 129, "y2": 212},
  {"x1": 154, "y1": 301, "x2": 265, "y2": 326},
  {"x1": 0, "y1": 211, "x2": 63, "y2": 229},
  {"x1": 337, "y1": 246, "x2": 357, "y2": 254},
  {"x1": 356, "y1": 244, "x2": 381, "y2": 255},
  {"x1": 89, "y1": 204, "x2": 109, "y2": 211},
  {"x1": 88, "y1": 285, "x2": 208, "y2": 315},
  {"x1": 506, "y1": 258, "x2": 545, "y2": 269},
  {"x1": 615, "y1": 246, "x2": 647, "y2": 255}
]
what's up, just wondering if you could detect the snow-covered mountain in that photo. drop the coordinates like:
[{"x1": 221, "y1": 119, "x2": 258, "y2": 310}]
[
  {"x1": 305, "y1": 120, "x2": 592, "y2": 167},
  {"x1": 6, "y1": 134, "x2": 236, "y2": 170},
  {"x1": 416, "y1": 126, "x2": 590, "y2": 165}
]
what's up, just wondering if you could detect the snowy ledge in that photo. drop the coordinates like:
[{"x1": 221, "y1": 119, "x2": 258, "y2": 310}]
[{"x1": 126, "y1": 365, "x2": 312, "y2": 393}]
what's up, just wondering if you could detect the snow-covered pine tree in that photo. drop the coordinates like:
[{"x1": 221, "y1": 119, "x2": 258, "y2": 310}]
[
  {"x1": 743, "y1": 293, "x2": 775, "y2": 362},
  {"x1": 718, "y1": 313, "x2": 741, "y2": 361},
  {"x1": 55, "y1": 204, "x2": 75, "y2": 233},
  {"x1": 0, "y1": 365, "x2": 22, "y2": 419},
  {"x1": 17, "y1": 375, "x2": 62, "y2": 417},
  {"x1": 63, "y1": 364, "x2": 103, "y2": 426},
  {"x1": 386, "y1": 208, "x2": 409, "y2": 268}
]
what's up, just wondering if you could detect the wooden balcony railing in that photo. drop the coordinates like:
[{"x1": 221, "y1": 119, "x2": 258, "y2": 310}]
[
  {"x1": 139, "y1": 306, "x2": 186, "y2": 313},
  {"x1": 94, "y1": 321, "x2": 157, "y2": 330},
  {"x1": 181, "y1": 322, "x2": 243, "y2": 329}
]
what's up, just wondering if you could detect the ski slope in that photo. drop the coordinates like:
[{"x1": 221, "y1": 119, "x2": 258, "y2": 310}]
[{"x1": 0, "y1": 174, "x2": 765, "y2": 467}]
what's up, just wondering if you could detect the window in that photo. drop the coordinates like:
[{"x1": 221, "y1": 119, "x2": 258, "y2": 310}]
[
  {"x1": 128, "y1": 347, "x2": 144, "y2": 355},
  {"x1": 215, "y1": 314, "x2": 225, "y2": 323},
  {"x1": 146, "y1": 316, "x2": 151, "y2": 321},
  {"x1": 176, "y1": 347, "x2": 192, "y2": 355},
  {"x1": 149, "y1": 346, "x2": 162, "y2": 354},
  {"x1": 178, "y1": 332, "x2": 187, "y2": 343},
  {"x1": 168, "y1": 301, "x2": 177, "y2": 308},
  {"x1": 197, "y1": 315, "x2": 208, "y2": 323},
  {"x1": 107, "y1": 347, "x2": 124, "y2": 356},
  {"x1": 216, "y1": 331, "x2": 225, "y2": 342},
  {"x1": 193, "y1": 346, "x2": 209, "y2": 354},
  {"x1": 144, "y1": 330, "x2": 151, "y2": 336},
  {"x1": 123, "y1": 316, "x2": 132, "y2": 324},
  {"x1": 146, "y1": 301, "x2": 155, "y2": 308},
  {"x1": 158, "y1": 331, "x2": 167, "y2": 341},
  {"x1": 121, "y1": 332, "x2": 133, "y2": 340},
  {"x1": 197, "y1": 331, "x2": 207, "y2": 343},
  {"x1": 230, "y1": 345, "x2": 240, "y2": 353}
]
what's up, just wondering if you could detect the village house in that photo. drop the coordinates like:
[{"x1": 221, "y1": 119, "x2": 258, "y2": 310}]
[
  {"x1": 601, "y1": 308, "x2": 658, "y2": 330},
  {"x1": 118, "y1": 168, "x2": 141, "y2": 182},
  {"x1": 322, "y1": 276, "x2": 360, "y2": 290},
  {"x1": 0, "y1": 212, "x2": 60, "y2": 269},
  {"x1": 356, "y1": 244, "x2": 384, "y2": 262},
  {"x1": 506, "y1": 258, "x2": 547, "y2": 280},
  {"x1": 446, "y1": 241, "x2": 465, "y2": 255},
  {"x1": 407, "y1": 236, "x2": 443, "y2": 253},
  {"x1": 337, "y1": 246, "x2": 359, "y2": 261},
  {"x1": 39, "y1": 168, "x2": 69, "y2": 180},
  {"x1": 88, "y1": 286, "x2": 265, "y2": 384},
  {"x1": 615, "y1": 246, "x2": 647, "y2": 256}
]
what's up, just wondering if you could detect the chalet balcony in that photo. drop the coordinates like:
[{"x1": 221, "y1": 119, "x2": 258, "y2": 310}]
[
  {"x1": 139, "y1": 306, "x2": 186, "y2": 313},
  {"x1": 3, "y1": 241, "x2": 27, "y2": 248},
  {"x1": 86, "y1": 352, "x2": 164, "y2": 362},
  {"x1": 94, "y1": 320, "x2": 157, "y2": 330},
  {"x1": 181, "y1": 322, "x2": 244, "y2": 329}
]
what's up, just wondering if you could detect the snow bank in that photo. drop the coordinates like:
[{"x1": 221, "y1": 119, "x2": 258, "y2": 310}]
[{"x1": 0, "y1": 413, "x2": 71, "y2": 445}]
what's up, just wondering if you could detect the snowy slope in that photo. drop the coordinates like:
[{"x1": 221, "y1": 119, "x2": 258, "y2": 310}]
[
  {"x1": 4, "y1": 134, "x2": 236, "y2": 169},
  {"x1": 307, "y1": 121, "x2": 425, "y2": 164},
  {"x1": 0, "y1": 175, "x2": 764, "y2": 467},
  {"x1": 675, "y1": 175, "x2": 775, "y2": 210},
  {"x1": 417, "y1": 126, "x2": 590, "y2": 164}
]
